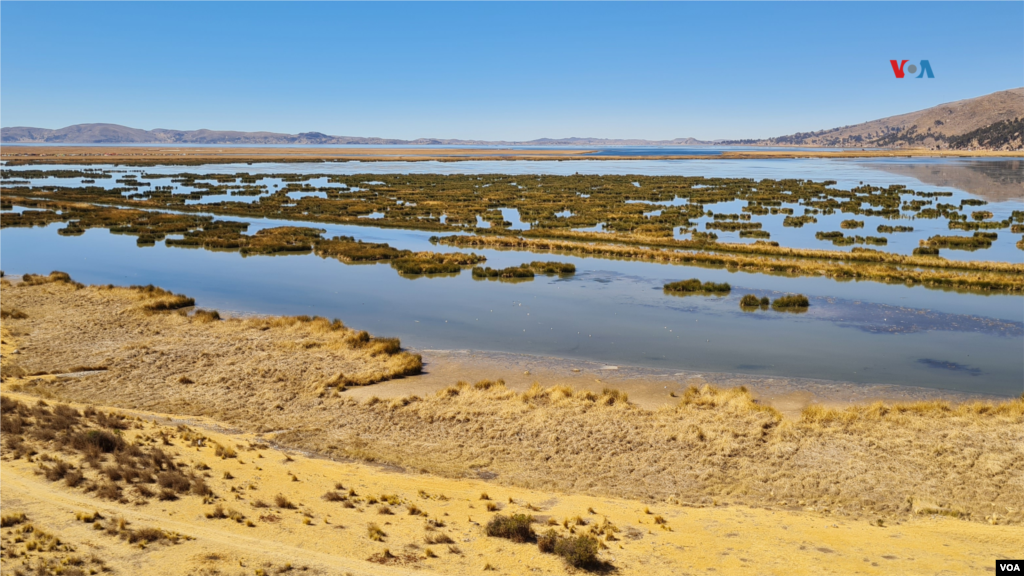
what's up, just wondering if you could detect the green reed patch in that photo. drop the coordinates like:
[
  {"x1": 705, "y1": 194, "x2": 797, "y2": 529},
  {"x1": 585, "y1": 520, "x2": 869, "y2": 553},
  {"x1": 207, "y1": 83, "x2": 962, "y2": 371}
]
[{"x1": 664, "y1": 279, "x2": 731, "y2": 294}]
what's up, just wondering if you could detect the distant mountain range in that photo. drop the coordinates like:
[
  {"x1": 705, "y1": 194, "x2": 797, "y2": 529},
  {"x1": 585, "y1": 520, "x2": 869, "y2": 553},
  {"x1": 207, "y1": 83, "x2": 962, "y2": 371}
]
[
  {"x1": 3, "y1": 88, "x2": 1021, "y2": 150},
  {"x1": 723, "y1": 87, "x2": 1023, "y2": 151},
  {"x1": 0, "y1": 125, "x2": 710, "y2": 147}
]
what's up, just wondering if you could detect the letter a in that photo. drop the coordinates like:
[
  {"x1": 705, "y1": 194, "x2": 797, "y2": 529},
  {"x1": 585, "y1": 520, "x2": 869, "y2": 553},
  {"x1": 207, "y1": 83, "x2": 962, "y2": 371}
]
[
  {"x1": 917, "y1": 60, "x2": 935, "y2": 78},
  {"x1": 890, "y1": 60, "x2": 908, "y2": 78}
]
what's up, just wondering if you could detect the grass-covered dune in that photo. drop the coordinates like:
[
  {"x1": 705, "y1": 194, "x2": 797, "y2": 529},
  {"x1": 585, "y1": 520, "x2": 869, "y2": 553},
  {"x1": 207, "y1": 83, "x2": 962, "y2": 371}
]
[{"x1": 2, "y1": 275, "x2": 1022, "y2": 527}]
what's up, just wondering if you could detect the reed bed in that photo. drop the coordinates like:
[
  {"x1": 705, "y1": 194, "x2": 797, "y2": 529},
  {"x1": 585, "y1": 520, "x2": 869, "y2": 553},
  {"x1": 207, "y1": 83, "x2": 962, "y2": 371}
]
[
  {"x1": 663, "y1": 279, "x2": 731, "y2": 294},
  {"x1": 434, "y1": 235, "x2": 1024, "y2": 292}
]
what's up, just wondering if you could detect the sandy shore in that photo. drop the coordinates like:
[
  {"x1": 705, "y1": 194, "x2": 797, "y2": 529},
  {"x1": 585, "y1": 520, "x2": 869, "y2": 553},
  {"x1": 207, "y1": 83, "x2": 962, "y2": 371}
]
[{"x1": 350, "y1": 348, "x2": 1004, "y2": 419}]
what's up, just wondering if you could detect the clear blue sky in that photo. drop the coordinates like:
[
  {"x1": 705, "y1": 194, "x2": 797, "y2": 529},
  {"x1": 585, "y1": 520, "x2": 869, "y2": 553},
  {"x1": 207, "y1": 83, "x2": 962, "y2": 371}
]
[{"x1": 2, "y1": 2, "x2": 1021, "y2": 140}]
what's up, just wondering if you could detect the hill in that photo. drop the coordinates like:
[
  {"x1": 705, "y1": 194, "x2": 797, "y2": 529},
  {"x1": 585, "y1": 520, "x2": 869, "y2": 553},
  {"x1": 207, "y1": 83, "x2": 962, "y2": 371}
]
[
  {"x1": 0, "y1": 124, "x2": 710, "y2": 146},
  {"x1": 726, "y1": 88, "x2": 1024, "y2": 150}
]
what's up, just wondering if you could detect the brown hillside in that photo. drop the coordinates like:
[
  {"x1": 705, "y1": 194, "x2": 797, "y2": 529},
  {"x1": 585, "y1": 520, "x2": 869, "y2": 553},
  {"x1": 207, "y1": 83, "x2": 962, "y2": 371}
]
[{"x1": 751, "y1": 88, "x2": 1024, "y2": 150}]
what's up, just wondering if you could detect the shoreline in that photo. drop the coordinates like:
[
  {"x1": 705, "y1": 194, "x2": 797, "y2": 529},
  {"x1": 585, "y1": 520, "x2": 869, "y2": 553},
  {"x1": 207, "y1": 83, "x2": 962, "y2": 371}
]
[
  {"x1": 346, "y1": 348, "x2": 1009, "y2": 419},
  {"x1": 2, "y1": 145, "x2": 1021, "y2": 166}
]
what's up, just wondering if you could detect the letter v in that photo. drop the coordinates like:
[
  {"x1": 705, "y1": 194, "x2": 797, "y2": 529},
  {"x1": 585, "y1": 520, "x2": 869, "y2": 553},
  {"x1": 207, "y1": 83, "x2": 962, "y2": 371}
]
[{"x1": 890, "y1": 60, "x2": 907, "y2": 78}]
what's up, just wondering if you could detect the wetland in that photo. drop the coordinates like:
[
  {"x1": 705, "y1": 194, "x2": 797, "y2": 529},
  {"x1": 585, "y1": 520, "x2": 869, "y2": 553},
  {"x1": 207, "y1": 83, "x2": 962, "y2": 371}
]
[{"x1": 1, "y1": 157, "x2": 1022, "y2": 397}]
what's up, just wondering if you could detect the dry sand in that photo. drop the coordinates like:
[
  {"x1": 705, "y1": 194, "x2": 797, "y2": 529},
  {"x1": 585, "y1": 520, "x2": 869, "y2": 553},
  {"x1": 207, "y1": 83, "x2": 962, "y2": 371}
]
[
  {"x1": 1, "y1": 274, "x2": 1022, "y2": 575},
  {"x1": 1, "y1": 391, "x2": 1019, "y2": 576}
]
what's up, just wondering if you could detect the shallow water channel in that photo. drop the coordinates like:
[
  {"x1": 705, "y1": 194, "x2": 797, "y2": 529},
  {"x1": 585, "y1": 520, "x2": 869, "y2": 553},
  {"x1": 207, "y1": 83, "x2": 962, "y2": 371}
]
[{"x1": 2, "y1": 158, "x2": 1022, "y2": 396}]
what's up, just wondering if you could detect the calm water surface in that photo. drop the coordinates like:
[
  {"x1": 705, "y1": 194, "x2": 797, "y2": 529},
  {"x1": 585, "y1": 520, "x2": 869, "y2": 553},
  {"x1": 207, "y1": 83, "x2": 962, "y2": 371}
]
[{"x1": 2, "y1": 158, "x2": 1021, "y2": 396}]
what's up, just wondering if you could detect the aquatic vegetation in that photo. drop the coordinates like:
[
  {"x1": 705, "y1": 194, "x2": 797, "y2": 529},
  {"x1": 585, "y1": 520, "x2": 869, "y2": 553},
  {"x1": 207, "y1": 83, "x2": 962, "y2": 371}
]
[
  {"x1": 783, "y1": 215, "x2": 817, "y2": 228},
  {"x1": 771, "y1": 294, "x2": 810, "y2": 310},
  {"x1": 2, "y1": 170, "x2": 987, "y2": 258},
  {"x1": 913, "y1": 246, "x2": 940, "y2": 256},
  {"x1": 471, "y1": 261, "x2": 575, "y2": 281},
  {"x1": 472, "y1": 265, "x2": 534, "y2": 280},
  {"x1": 528, "y1": 261, "x2": 576, "y2": 275},
  {"x1": 435, "y1": 235, "x2": 1024, "y2": 292},
  {"x1": 840, "y1": 219, "x2": 864, "y2": 229},
  {"x1": 877, "y1": 225, "x2": 914, "y2": 233},
  {"x1": 390, "y1": 252, "x2": 486, "y2": 275},
  {"x1": 739, "y1": 230, "x2": 771, "y2": 239},
  {"x1": 739, "y1": 294, "x2": 760, "y2": 308},
  {"x1": 926, "y1": 234, "x2": 993, "y2": 251},
  {"x1": 663, "y1": 279, "x2": 731, "y2": 294}
]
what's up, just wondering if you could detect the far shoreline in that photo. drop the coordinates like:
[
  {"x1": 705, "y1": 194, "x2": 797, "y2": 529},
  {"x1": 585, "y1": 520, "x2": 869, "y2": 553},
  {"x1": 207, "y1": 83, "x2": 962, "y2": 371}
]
[{"x1": 2, "y1": 144, "x2": 1022, "y2": 166}]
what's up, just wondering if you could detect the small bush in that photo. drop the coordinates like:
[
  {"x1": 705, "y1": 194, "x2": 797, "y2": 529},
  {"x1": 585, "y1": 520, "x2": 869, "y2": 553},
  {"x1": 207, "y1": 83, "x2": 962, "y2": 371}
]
[
  {"x1": 275, "y1": 494, "x2": 296, "y2": 509},
  {"x1": 664, "y1": 279, "x2": 730, "y2": 294},
  {"x1": 485, "y1": 514, "x2": 535, "y2": 543},
  {"x1": 772, "y1": 294, "x2": 810, "y2": 310},
  {"x1": 537, "y1": 529, "x2": 558, "y2": 553},
  {"x1": 424, "y1": 532, "x2": 454, "y2": 545},
  {"x1": 1, "y1": 512, "x2": 27, "y2": 527},
  {"x1": 553, "y1": 534, "x2": 600, "y2": 568},
  {"x1": 367, "y1": 523, "x2": 386, "y2": 541}
]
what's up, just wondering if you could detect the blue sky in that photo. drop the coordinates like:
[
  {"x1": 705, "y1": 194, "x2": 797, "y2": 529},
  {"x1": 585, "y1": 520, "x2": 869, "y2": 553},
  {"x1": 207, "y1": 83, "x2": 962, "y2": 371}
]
[{"x1": 2, "y1": 2, "x2": 1021, "y2": 140}]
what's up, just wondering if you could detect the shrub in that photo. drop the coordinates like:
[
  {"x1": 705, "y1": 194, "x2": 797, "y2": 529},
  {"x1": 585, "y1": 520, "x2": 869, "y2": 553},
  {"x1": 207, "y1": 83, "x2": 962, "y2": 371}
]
[
  {"x1": 424, "y1": 532, "x2": 454, "y2": 545},
  {"x1": 485, "y1": 514, "x2": 535, "y2": 543},
  {"x1": 553, "y1": 534, "x2": 600, "y2": 568},
  {"x1": 772, "y1": 295, "x2": 810, "y2": 310},
  {"x1": 367, "y1": 523, "x2": 386, "y2": 541},
  {"x1": 275, "y1": 494, "x2": 296, "y2": 509},
  {"x1": 193, "y1": 309, "x2": 221, "y2": 323},
  {"x1": 322, "y1": 491, "x2": 346, "y2": 502},
  {"x1": 664, "y1": 279, "x2": 730, "y2": 294},
  {"x1": 537, "y1": 529, "x2": 558, "y2": 553}
]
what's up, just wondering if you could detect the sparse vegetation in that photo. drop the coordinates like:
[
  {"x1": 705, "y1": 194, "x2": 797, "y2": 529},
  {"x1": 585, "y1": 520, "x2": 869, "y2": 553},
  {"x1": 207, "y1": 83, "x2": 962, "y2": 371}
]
[
  {"x1": 664, "y1": 279, "x2": 731, "y2": 294},
  {"x1": 485, "y1": 514, "x2": 535, "y2": 542},
  {"x1": 772, "y1": 294, "x2": 810, "y2": 310}
]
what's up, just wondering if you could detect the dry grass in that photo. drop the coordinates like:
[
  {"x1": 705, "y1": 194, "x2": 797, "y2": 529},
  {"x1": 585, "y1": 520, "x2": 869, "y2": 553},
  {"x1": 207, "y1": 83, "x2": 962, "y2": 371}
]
[
  {"x1": 1, "y1": 276, "x2": 423, "y2": 412},
  {"x1": 2, "y1": 278, "x2": 1022, "y2": 528}
]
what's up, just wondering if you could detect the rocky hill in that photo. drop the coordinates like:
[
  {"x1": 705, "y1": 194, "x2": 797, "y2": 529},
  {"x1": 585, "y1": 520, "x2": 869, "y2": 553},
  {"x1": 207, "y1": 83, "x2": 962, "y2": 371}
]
[{"x1": 726, "y1": 88, "x2": 1023, "y2": 151}]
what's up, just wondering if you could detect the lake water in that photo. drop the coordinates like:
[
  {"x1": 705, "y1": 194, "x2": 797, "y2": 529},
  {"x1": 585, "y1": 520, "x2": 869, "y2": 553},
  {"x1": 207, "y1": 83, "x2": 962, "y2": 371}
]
[{"x1": 2, "y1": 158, "x2": 1022, "y2": 397}]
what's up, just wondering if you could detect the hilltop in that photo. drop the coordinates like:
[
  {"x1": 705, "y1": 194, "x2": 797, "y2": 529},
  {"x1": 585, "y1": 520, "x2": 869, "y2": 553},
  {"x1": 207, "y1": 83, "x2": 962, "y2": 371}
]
[{"x1": 727, "y1": 88, "x2": 1024, "y2": 151}]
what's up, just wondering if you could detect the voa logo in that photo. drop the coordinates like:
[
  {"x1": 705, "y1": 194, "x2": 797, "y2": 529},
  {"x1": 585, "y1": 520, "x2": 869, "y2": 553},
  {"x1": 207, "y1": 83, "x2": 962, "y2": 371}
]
[
  {"x1": 997, "y1": 560, "x2": 1023, "y2": 574},
  {"x1": 891, "y1": 59, "x2": 935, "y2": 78}
]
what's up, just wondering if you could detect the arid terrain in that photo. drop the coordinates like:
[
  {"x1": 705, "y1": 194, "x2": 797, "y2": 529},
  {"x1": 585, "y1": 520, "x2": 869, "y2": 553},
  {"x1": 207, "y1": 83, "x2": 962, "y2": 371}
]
[
  {"x1": 1, "y1": 272, "x2": 1022, "y2": 575},
  {"x1": 729, "y1": 88, "x2": 1024, "y2": 150}
]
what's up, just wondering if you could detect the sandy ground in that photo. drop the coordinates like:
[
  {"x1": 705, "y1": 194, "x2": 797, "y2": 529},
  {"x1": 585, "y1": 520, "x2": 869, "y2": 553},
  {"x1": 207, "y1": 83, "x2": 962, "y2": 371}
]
[
  {"x1": 350, "y1": 349, "x2": 1003, "y2": 419},
  {"x1": 2, "y1": 145, "x2": 1020, "y2": 166},
  {"x1": 1, "y1": 389, "x2": 1019, "y2": 576},
  {"x1": 2, "y1": 276, "x2": 1022, "y2": 575}
]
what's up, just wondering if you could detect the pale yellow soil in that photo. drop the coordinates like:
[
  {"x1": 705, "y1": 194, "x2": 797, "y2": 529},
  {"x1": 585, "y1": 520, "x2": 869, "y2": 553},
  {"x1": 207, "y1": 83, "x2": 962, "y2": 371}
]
[
  {"x1": 2, "y1": 275, "x2": 1022, "y2": 575},
  {"x1": 1, "y1": 390, "x2": 1019, "y2": 576}
]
